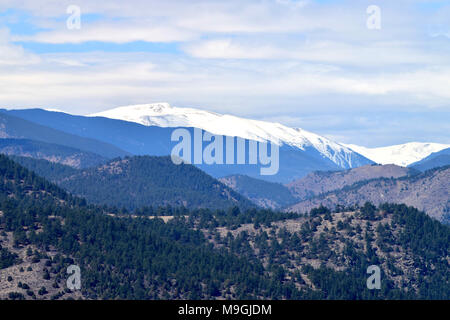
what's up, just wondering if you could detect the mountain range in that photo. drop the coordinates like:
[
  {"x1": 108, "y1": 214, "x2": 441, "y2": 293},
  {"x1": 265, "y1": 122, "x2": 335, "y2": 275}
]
[
  {"x1": 90, "y1": 103, "x2": 372, "y2": 170},
  {"x1": 343, "y1": 142, "x2": 450, "y2": 167},
  {"x1": 13, "y1": 151, "x2": 446, "y2": 223},
  {"x1": 408, "y1": 148, "x2": 450, "y2": 171},
  {"x1": 0, "y1": 103, "x2": 448, "y2": 300},
  {"x1": 89, "y1": 103, "x2": 450, "y2": 168},
  {"x1": 2, "y1": 103, "x2": 447, "y2": 182},
  {"x1": 1, "y1": 105, "x2": 374, "y2": 183},
  {"x1": 0, "y1": 112, "x2": 128, "y2": 159},
  {"x1": 0, "y1": 103, "x2": 448, "y2": 221}
]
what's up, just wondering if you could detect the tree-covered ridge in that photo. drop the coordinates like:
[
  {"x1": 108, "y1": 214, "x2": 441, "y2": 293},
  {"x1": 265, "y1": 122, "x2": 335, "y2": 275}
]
[
  {"x1": 5, "y1": 154, "x2": 255, "y2": 211},
  {"x1": 10, "y1": 155, "x2": 79, "y2": 181},
  {"x1": 56, "y1": 155, "x2": 254, "y2": 210},
  {"x1": 0, "y1": 154, "x2": 81, "y2": 207}
]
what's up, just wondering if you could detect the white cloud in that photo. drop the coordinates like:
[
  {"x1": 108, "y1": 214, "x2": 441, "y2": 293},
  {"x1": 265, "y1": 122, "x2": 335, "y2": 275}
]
[
  {"x1": 1, "y1": 46, "x2": 450, "y2": 114},
  {"x1": 183, "y1": 37, "x2": 450, "y2": 67},
  {"x1": 0, "y1": 29, "x2": 41, "y2": 65},
  {"x1": 183, "y1": 39, "x2": 286, "y2": 59},
  {"x1": 0, "y1": 0, "x2": 449, "y2": 145},
  {"x1": 3, "y1": 0, "x2": 425, "y2": 41},
  {"x1": 12, "y1": 22, "x2": 197, "y2": 44}
]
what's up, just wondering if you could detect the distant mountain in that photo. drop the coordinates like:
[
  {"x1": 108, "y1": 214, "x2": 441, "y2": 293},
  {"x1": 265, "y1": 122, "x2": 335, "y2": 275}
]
[
  {"x1": 287, "y1": 164, "x2": 418, "y2": 200},
  {"x1": 409, "y1": 148, "x2": 450, "y2": 171},
  {"x1": 0, "y1": 111, "x2": 129, "y2": 159},
  {"x1": 287, "y1": 166, "x2": 450, "y2": 222},
  {"x1": 55, "y1": 155, "x2": 254, "y2": 210},
  {"x1": 344, "y1": 142, "x2": 450, "y2": 167},
  {"x1": 3, "y1": 107, "x2": 374, "y2": 183},
  {"x1": 0, "y1": 138, "x2": 107, "y2": 168},
  {"x1": 90, "y1": 103, "x2": 373, "y2": 170},
  {"x1": 219, "y1": 174, "x2": 297, "y2": 209}
]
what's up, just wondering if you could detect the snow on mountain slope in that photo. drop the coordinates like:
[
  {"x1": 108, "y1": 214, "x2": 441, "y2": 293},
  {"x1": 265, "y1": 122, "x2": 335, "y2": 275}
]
[
  {"x1": 89, "y1": 103, "x2": 370, "y2": 169},
  {"x1": 343, "y1": 142, "x2": 450, "y2": 167}
]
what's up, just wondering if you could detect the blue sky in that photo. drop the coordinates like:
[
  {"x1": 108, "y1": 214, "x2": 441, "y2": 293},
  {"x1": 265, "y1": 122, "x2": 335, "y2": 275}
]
[{"x1": 0, "y1": 0, "x2": 449, "y2": 147}]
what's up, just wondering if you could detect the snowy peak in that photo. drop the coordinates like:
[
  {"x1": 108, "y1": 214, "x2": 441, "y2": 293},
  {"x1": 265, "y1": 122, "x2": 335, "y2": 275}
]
[
  {"x1": 344, "y1": 142, "x2": 450, "y2": 167},
  {"x1": 89, "y1": 103, "x2": 371, "y2": 169},
  {"x1": 90, "y1": 103, "x2": 448, "y2": 169},
  {"x1": 91, "y1": 103, "x2": 297, "y2": 146},
  {"x1": 90, "y1": 103, "x2": 174, "y2": 125}
]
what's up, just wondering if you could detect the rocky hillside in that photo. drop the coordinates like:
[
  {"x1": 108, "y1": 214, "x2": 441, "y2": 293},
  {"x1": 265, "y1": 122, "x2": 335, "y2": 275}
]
[
  {"x1": 287, "y1": 166, "x2": 450, "y2": 222},
  {"x1": 287, "y1": 164, "x2": 418, "y2": 200},
  {"x1": 0, "y1": 138, "x2": 107, "y2": 169},
  {"x1": 199, "y1": 202, "x2": 450, "y2": 299},
  {"x1": 0, "y1": 231, "x2": 83, "y2": 300},
  {"x1": 219, "y1": 165, "x2": 417, "y2": 210}
]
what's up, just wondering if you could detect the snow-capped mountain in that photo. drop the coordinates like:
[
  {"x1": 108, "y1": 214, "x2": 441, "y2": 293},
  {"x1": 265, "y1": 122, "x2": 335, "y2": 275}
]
[
  {"x1": 89, "y1": 103, "x2": 370, "y2": 169},
  {"x1": 343, "y1": 142, "x2": 450, "y2": 167}
]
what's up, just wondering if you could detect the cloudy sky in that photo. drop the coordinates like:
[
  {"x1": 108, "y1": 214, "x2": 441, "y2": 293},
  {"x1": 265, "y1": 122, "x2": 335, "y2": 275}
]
[{"x1": 0, "y1": 0, "x2": 449, "y2": 147}]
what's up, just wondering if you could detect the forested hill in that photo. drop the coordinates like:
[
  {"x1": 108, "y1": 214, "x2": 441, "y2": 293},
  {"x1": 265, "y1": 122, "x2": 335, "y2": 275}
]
[
  {"x1": 0, "y1": 155, "x2": 448, "y2": 300},
  {"x1": 10, "y1": 155, "x2": 79, "y2": 181},
  {"x1": 56, "y1": 155, "x2": 254, "y2": 210},
  {"x1": 4, "y1": 154, "x2": 254, "y2": 210},
  {"x1": 0, "y1": 154, "x2": 81, "y2": 207},
  {"x1": 0, "y1": 154, "x2": 300, "y2": 299}
]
